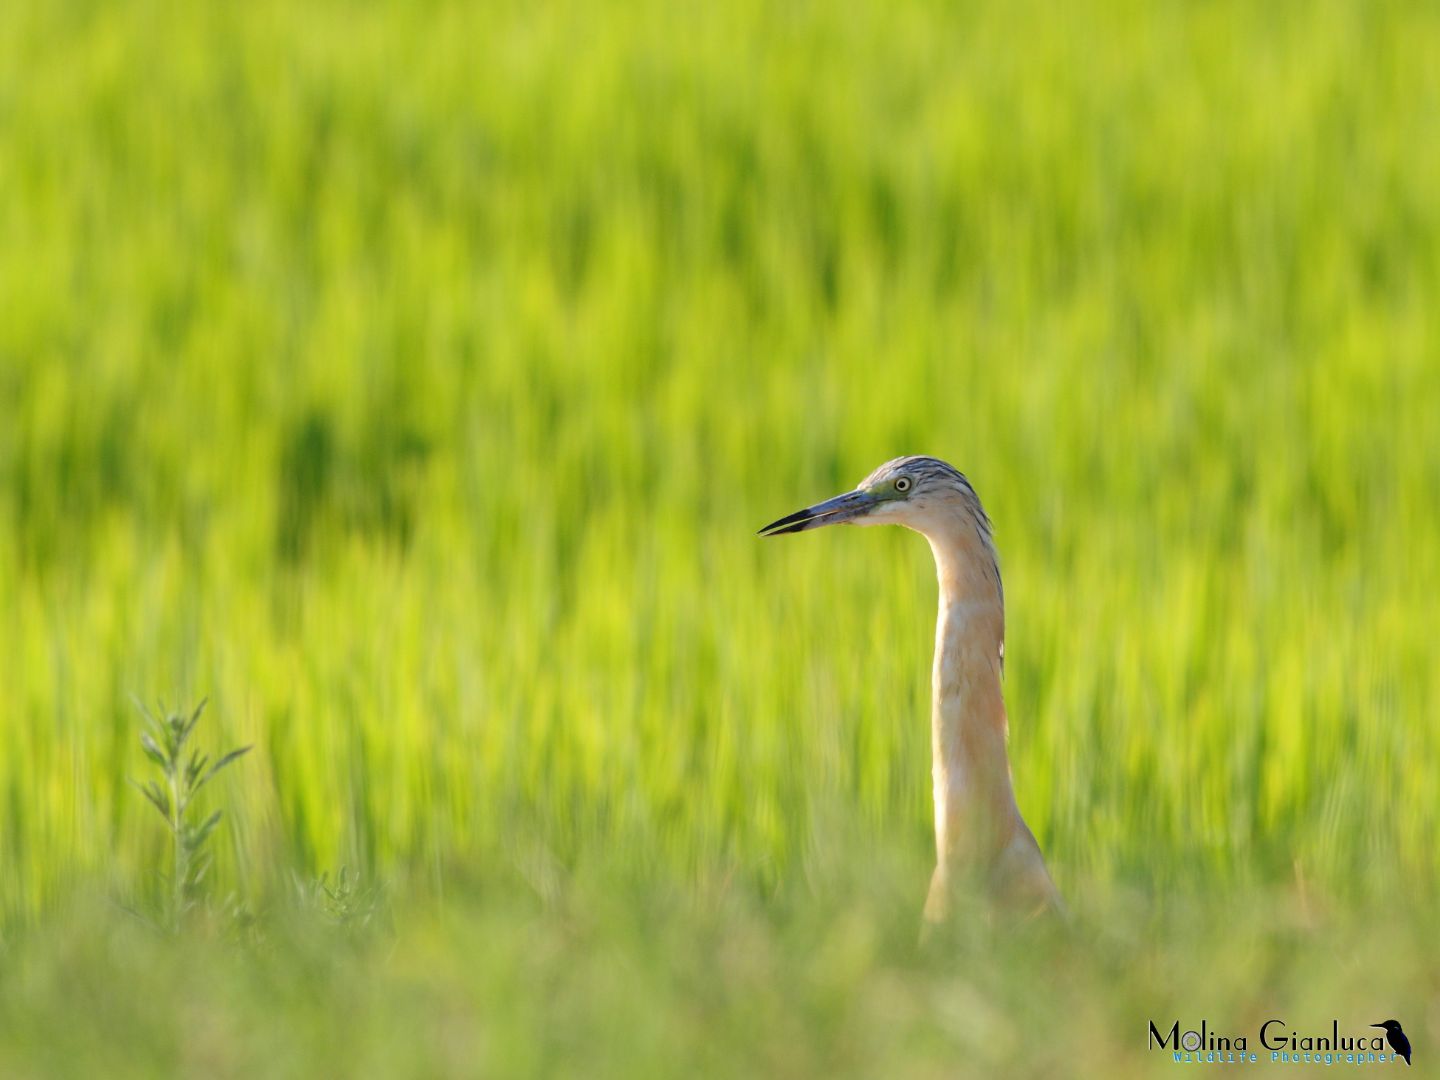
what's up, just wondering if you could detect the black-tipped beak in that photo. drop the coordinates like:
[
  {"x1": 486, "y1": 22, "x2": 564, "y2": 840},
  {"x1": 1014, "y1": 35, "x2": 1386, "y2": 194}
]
[{"x1": 758, "y1": 489, "x2": 876, "y2": 536}]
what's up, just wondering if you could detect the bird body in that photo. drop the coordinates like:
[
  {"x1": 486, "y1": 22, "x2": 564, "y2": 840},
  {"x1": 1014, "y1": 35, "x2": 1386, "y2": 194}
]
[
  {"x1": 761, "y1": 455, "x2": 1061, "y2": 924},
  {"x1": 1373, "y1": 1021, "x2": 1411, "y2": 1066}
]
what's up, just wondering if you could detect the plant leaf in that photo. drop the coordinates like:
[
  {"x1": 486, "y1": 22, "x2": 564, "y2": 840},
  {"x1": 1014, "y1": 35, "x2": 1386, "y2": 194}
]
[
  {"x1": 198, "y1": 745, "x2": 252, "y2": 789},
  {"x1": 131, "y1": 778, "x2": 170, "y2": 819},
  {"x1": 193, "y1": 809, "x2": 224, "y2": 849},
  {"x1": 139, "y1": 732, "x2": 167, "y2": 768}
]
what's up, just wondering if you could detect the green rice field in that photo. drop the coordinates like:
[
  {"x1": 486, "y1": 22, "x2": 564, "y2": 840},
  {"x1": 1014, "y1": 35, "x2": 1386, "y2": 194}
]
[{"x1": 1, "y1": 0, "x2": 1438, "y2": 1075}]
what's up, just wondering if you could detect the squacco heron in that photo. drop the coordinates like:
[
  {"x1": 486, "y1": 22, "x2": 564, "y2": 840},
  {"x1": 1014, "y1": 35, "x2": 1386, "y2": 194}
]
[{"x1": 760, "y1": 456, "x2": 1062, "y2": 924}]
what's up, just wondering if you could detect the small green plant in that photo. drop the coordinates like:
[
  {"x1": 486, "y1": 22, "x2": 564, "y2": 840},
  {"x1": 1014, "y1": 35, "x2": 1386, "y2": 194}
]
[
  {"x1": 297, "y1": 866, "x2": 384, "y2": 930},
  {"x1": 133, "y1": 699, "x2": 250, "y2": 926}
]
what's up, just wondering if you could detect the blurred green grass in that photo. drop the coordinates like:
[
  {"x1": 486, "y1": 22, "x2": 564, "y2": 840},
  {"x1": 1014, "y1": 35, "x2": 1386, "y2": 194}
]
[{"x1": 1, "y1": 0, "x2": 1438, "y2": 1074}]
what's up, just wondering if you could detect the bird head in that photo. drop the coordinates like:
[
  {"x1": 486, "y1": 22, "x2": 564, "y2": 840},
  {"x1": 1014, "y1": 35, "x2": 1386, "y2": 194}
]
[
  {"x1": 1372, "y1": 1021, "x2": 1403, "y2": 1032},
  {"x1": 758, "y1": 455, "x2": 988, "y2": 538}
]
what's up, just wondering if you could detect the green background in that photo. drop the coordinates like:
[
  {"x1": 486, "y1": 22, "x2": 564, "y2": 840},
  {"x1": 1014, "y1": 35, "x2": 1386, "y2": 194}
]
[{"x1": 1, "y1": 0, "x2": 1436, "y2": 1075}]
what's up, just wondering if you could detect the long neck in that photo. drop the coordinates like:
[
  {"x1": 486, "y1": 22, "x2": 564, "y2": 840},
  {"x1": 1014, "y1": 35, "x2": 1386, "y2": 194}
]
[{"x1": 925, "y1": 517, "x2": 1021, "y2": 866}]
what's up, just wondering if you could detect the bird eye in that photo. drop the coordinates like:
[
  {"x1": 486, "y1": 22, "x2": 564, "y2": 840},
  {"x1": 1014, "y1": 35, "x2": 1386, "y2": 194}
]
[{"x1": 895, "y1": 477, "x2": 912, "y2": 492}]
